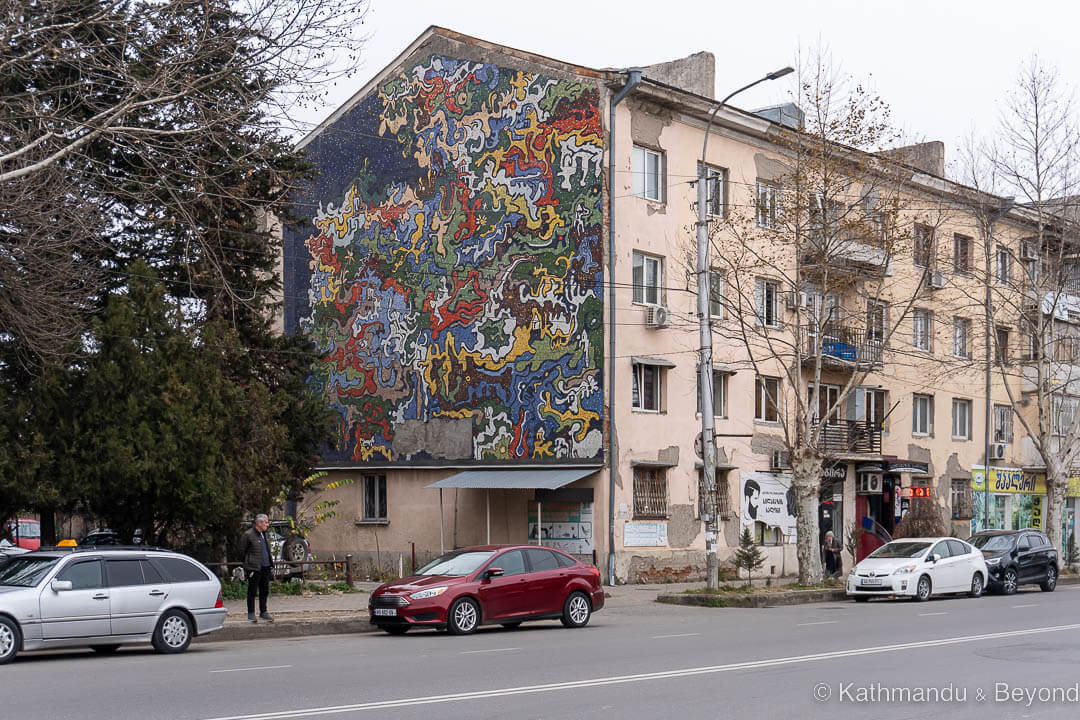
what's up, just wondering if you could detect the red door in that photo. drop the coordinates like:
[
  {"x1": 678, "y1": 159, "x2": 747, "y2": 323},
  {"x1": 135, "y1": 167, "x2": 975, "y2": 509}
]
[
  {"x1": 524, "y1": 548, "x2": 567, "y2": 615},
  {"x1": 856, "y1": 496, "x2": 887, "y2": 561},
  {"x1": 476, "y1": 550, "x2": 529, "y2": 620}
]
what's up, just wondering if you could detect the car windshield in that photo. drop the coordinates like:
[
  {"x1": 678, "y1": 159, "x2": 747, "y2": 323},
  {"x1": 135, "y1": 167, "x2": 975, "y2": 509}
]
[
  {"x1": 0, "y1": 556, "x2": 59, "y2": 587},
  {"x1": 414, "y1": 551, "x2": 495, "y2": 577},
  {"x1": 969, "y1": 534, "x2": 1015, "y2": 551},
  {"x1": 868, "y1": 541, "x2": 931, "y2": 559}
]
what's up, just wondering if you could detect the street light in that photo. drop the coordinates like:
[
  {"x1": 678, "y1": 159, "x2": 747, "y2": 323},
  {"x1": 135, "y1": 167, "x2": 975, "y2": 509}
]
[{"x1": 696, "y1": 66, "x2": 793, "y2": 591}]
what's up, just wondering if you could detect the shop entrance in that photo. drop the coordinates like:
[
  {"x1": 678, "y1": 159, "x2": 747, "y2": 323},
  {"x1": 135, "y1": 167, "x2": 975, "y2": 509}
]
[{"x1": 855, "y1": 472, "x2": 898, "y2": 561}]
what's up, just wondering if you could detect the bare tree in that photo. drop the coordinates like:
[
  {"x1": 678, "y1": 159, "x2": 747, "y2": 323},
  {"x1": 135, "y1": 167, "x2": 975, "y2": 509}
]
[
  {"x1": 709, "y1": 49, "x2": 952, "y2": 583},
  {"x1": 0, "y1": 0, "x2": 369, "y2": 366}
]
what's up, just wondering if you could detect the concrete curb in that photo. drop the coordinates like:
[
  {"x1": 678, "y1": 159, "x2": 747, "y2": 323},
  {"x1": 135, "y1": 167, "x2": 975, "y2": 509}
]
[
  {"x1": 657, "y1": 573, "x2": 1080, "y2": 609},
  {"x1": 196, "y1": 615, "x2": 378, "y2": 643}
]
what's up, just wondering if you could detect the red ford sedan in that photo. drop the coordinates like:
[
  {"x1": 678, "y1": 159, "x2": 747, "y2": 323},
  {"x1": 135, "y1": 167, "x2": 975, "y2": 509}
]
[{"x1": 369, "y1": 544, "x2": 604, "y2": 635}]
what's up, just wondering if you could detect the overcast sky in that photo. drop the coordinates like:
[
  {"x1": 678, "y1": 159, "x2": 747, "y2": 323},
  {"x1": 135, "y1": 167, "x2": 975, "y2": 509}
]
[{"x1": 290, "y1": 0, "x2": 1077, "y2": 180}]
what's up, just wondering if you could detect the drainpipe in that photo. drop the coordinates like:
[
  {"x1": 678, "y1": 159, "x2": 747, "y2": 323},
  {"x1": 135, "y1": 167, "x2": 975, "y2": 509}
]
[{"x1": 607, "y1": 69, "x2": 642, "y2": 587}]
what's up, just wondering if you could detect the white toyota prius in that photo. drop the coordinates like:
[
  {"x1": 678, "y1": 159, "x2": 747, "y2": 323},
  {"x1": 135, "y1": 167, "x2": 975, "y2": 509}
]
[{"x1": 847, "y1": 537, "x2": 988, "y2": 602}]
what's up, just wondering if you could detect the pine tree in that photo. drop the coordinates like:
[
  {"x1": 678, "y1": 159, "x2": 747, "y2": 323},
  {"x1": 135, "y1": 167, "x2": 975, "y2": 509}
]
[{"x1": 734, "y1": 527, "x2": 767, "y2": 587}]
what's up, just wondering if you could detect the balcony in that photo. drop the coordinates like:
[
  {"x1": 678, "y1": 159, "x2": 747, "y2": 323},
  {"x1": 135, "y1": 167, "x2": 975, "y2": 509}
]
[
  {"x1": 802, "y1": 324, "x2": 884, "y2": 369},
  {"x1": 813, "y1": 419, "x2": 882, "y2": 456}
]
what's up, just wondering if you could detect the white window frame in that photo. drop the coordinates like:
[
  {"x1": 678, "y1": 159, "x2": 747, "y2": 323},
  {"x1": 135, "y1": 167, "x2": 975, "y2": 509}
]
[
  {"x1": 996, "y1": 246, "x2": 1011, "y2": 285},
  {"x1": 912, "y1": 309, "x2": 932, "y2": 352},
  {"x1": 913, "y1": 223, "x2": 935, "y2": 267},
  {"x1": 953, "y1": 233, "x2": 973, "y2": 275},
  {"x1": 632, "y1": 362, "x2": 663, "y2": 412},
  {"x1": 755, "y1": 375, "x2": 780, "y2": 422},
  {"x1": 993, "y1": 404, "x2": 1013, "y2": 444},
  {"x1": 867, "y1": 300, "x2": 886, "y2": 344},
  {"x1": 952, "y1": 398, "x2": 972, "y2": 440},
  {"x1": 953, "y1": 317, "x2": 971, "y2": 359},
  {"x1": 810, "y1": 382, "x2": 841, "y2": 425},
  {"x1": 755, "y1": 278, "x2": 780, "y2": 328},
  {"x1": 708, "y1": 269, "x2": 725, "y2": 319},
  {"x1": 1052, "y1": 395, "x2": 1079, "y2": 436},
  {"x1": 698, "y1": 370, "x2": 729, "y2": 418},
  {"x1": 700, "y1": 163, "x2": 727, "y2": 217},
  {"x1": 362, "y1": 474, "x2": 388, "y2": 522},
  {"x1": 913, "y1": 394, "x2": 933, "y2": 436},
  {"x1": 633, "y1": 145, "x2": 664, "y2": 202},
  {"x1": 756, "y1": 181, "x2": 779, "y2": 228},
  {"x1": 632, "y1": 251, "x2": 663, "y2": 306}
]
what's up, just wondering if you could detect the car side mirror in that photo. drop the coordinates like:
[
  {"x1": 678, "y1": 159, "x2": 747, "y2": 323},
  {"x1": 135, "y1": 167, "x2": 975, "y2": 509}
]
[
  {"x1": 51, "y1": 579, "x2": 73, "y2": 592},
  {"x1": 929, "y1": 554, "x2": 940, "y2": 563},
  {"x1": 485, "y1": 567, "x2": 504, "y2": 578}
]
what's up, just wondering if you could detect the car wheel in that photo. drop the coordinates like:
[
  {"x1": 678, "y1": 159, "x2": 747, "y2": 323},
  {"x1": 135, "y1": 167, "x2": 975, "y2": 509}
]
[
  {"x1": 501, "y1": 622, "x2": 522, "y2": 629},
  {"x1": 968, "y1": 573, "x2": 984, "y2": 598},
  {"x1": 1040, "y1": 565, "x2": 1058, "y2": 592},
  {"x1": 284, "y1": 537, "x2": 307, "y2": 563},
  {"x1": 152, "y1": 609, "x2": 193, "y2": 654},
  {"x1": 561, "y1": 591, "x2": 591, "y2": 628},
  {"x1": 915, "y1": 575, "x2": 932, "y2": 602},
  {"x1": 91, "y1": 644, "x2": 121, "y2": 654},
  {"x1": 0, "y1": 616, "x2": 20, "y2": 665},
  {"x1": 1002, "y1": 567, "x2": 1018, "y2": 595},
  {"x1": 448, "y1": 597, "x2": 480, "y2": 635},
  {"x1": 853, "y1": 596, "x2": 870, "y2": 603},
  {"x1": 381, "y1": 626, "x2": 409, "y2": 635}
]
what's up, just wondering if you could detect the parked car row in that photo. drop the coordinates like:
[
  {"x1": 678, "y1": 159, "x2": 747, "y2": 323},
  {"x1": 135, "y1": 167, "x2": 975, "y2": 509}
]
[{"x1": 847, "y1": 529, "x2": 1059, "y2": 602}]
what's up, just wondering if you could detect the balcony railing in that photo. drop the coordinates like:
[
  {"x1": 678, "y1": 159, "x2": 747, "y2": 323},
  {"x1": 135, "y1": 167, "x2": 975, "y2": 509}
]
[
  {"x1": 803, "y1": 324, "x2": 884, "y2": 367},
  {"x1": 813, "y1": 418, "x2": 882, "y2": 455}
]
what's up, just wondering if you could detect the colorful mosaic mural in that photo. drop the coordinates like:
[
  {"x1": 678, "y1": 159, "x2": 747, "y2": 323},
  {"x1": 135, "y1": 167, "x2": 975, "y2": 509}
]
[{"x1": 287, "y1": 55, "x2": 605, "y2": 464}]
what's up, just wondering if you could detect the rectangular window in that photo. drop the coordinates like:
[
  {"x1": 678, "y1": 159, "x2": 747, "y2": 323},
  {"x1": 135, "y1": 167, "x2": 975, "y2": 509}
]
[
  {"x1": 912, "y1": 309, "x2": 932, "y2": 352},
  {"x1": 1052, "y1": 396, "x2": 1079, "y2": 436},
  {"x1": 810, "y1": 383, "x2": 840, "y2": 425},
  {"x1": 756, "y1": 181, "x2": 779, "y2": 228},
  {"x1": 913, "y1": 394, "x2": 933, "y2": 435},
  {"x1": 953, "y1": 317, "x2": 971, "y2": 358},
  {"x1": 995, "y1": 326, "x2": 1010, "y2": 365},
  {"x1": 755, "y1": 375, "x2": 780, "y2": 422},
  {"x1": 996, "y1": 246, "x2": 1011, "y2": 285},
  {"x1": 858, "y1": 388, "x2": 887, "y2": 429},
  {"x1": 632, "y1": 145, "x2": 663, "y2": 201},
  {"x1": 867, "y1": 301, "x2": 886, "y2": 343},
  {"x1": 632, "y1": 252, "x2": 662, "y2": 305},
  {"x1": 633, "y1": 467, "x2": 668, "y2": 518},
  {"x1": 914, "y1": 224, "x2": 935, "y2": 267},
  {"x1": 952, "y1": 398, "x2": 972, "y2": 440},
  {"x1": 993, "y1": 404, "x2": 1013, "y2": 444},
  {"x1": 953, "y1": 234, "x2": 973, "y2": 274},
  {"x1": 697, "y1": 370, "x2": 729, "y2": 417},
  {"x1": 632, "y1": 363, "x2": 663, "y2": 412},
  {"x1": 951, "y1": 479, "x2": 973, "y2": 520},
  {"x1": 755, "y1": 278, "x2": 780, "y2": 327},
  {"x1": 700, "y1": 163, "x2": 727, "y2": 216},
  {"x1": 362, "y1": 474, "x2": 387, "y2": 522},
  {"x1": 709, "y1": 270, "x2": 724, "y2": 318},
  {"x1": 699, "y1": 469, "x2": 733, "y2": 519}
]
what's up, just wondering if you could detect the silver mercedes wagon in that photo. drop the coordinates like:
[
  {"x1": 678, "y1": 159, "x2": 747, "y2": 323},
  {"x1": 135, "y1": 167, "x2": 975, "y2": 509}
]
[{"x1": 0, "y1": 547, "x2": 226, "y2": 663}]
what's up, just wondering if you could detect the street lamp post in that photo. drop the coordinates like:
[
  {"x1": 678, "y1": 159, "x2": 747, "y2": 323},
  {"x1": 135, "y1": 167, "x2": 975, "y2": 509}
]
[{"x1": 697, "y1": 66, "x2": 792, "y2": 590}]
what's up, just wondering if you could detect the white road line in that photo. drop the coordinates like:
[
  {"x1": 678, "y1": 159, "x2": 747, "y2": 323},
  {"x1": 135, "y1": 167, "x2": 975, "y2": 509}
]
[
  {"x1": 197, "y1": 623, "x2": 1080, "y2": 720},
  {"x1": 1012, "y1": 603, "x2": 1039, "y2": 608},
  {"x1": 459, "y1": 647, "x2": 520, "y2": 655},
  {"x1": 796, "y1": 621, "x2": 838, "y2": 626},
  {"x1": 917, "y1": 612, "x2": 948, "y2": 616},
  {"x1": 651, "y1": 632, "x2": 702, "y2": 639},
  {"x1": 210, "y1": 665, "x2": 293, "y2": 674}
]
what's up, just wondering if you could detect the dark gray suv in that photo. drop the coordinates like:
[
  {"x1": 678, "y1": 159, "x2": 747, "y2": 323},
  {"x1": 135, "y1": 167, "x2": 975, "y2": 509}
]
[{"x1": 968, "y1": 530, "x2": 1059, "y2": 594}]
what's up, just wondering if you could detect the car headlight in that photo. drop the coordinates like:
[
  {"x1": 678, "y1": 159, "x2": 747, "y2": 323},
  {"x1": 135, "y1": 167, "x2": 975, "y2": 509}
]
[
  {"x1": 409, "y1": 586, "x2": 448, "y2": 600},
  {"x1": 985, "y1": 557, "x2": 1001, "y2": 566},
  {"x1": 892, "y1": 565, "x2": 917, "y2": 575}
]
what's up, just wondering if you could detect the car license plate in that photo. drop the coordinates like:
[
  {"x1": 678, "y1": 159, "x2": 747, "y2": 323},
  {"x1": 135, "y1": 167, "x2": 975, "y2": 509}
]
[
  {"x1": 374, "y1": 608, "x2": 397, "y2": 616},
  {"x1": 861, "y1": 578, "x2": 882, "y2": 586}
]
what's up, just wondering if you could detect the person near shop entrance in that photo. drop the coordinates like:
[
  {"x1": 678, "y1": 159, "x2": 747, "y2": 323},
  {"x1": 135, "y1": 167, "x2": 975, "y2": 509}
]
[{"x1": 822, "y1": 530, "x2": 841, "y2": 576}]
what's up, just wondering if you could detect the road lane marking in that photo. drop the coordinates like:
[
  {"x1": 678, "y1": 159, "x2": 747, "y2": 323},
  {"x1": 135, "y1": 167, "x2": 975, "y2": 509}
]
[
  {"x1": 459, "y1": 647, "x2": 519, "y2": 655},
  {"x1": 651, "y1": 633, "x2": 702, "y2": 639},
  {"x1": 197, "y1": 623, "x2": 1080, "y2": 720},
  {"x1": 1012, "y1": 604, "x2": 1039, "y2": 608},
  {"x1": 917, "y1": 612, "x2": 948, "y2": 616},
  {"x1": 210, "y1": 665, "x2": 293, "y2": 674},
  {"x1": 796, "y1": 621, "x2": 838, "y2": 626}
]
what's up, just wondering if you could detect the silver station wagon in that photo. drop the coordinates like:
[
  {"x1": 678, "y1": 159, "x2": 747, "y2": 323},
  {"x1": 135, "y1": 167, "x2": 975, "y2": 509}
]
[{"x1": 0, "y1": 547, "x2": 227, "y2": 663}]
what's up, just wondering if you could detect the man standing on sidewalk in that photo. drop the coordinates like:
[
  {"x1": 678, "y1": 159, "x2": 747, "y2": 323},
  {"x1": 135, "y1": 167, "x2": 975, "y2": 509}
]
[{"x1": 239, "y1": 514, "x2": 275, "y2": 623}]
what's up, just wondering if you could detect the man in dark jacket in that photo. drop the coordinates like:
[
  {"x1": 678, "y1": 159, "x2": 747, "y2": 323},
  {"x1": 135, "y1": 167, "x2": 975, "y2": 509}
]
[{"x1": 239, "y1": 514, "x2": 274, "y2": 623}]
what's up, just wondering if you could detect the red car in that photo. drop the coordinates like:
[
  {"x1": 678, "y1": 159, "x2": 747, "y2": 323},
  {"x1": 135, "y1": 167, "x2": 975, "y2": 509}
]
[{"x1": 369, "y1": 544, "x2": 604, "y2": 635}]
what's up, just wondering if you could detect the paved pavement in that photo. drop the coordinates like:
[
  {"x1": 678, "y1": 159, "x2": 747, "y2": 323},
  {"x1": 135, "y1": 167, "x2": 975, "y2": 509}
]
[{"x1": 8, "y1": 581, "x2": 1080, "y2": 719}]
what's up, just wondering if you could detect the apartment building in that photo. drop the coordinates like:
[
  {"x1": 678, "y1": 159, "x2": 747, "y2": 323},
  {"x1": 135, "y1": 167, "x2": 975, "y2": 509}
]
[{"x1": 279, "y1": 26, "x2": 1076, "y2": 582}]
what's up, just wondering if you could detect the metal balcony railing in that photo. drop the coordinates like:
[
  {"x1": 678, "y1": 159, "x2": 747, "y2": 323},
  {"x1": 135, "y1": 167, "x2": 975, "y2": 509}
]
[
  {"x1": 813, "y1": 418, "x2": 882, "y2": 455},
  {"x1": 803, "y1": 324, "x2": 884, "y2": 367}
]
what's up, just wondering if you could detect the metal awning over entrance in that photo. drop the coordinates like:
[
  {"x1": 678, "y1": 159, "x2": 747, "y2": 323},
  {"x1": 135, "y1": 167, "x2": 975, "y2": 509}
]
[
  {"x1": 425, "y1": 467, "x2": 599, "y2": 490},
  {"x1": 426, "y1": 468, "x2": 600, "y2": 550}
]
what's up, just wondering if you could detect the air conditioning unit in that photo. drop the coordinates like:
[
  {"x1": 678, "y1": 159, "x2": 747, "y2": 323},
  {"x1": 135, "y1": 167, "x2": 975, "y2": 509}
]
[
  {"x1": 786, "y1": 291, "x2": 810, "y2": 311},
  {"x1": 770, "y1": 450, "x2": 791, "y2": 470},
  {"x1": 1021, "y1": 242, "x2": 1039, "y2": 261},
  {"x1": 990, "y1": 443, "x2": 1007, "y2": 460},
  {"x1": 644, "y1": 305, "x2": 670, "y2": 329},
  {"x1": 857, "y1": 473, "x2": 883, "y2": 494},
  {"x1": 927, "y1": 269, "x2": 946, "y2": 290}
]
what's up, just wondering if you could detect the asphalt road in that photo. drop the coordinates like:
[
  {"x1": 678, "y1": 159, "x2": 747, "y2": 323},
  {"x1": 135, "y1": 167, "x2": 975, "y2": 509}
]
[{"x1": 6, "y1": 585, "x2": 1080, "y2": 720}]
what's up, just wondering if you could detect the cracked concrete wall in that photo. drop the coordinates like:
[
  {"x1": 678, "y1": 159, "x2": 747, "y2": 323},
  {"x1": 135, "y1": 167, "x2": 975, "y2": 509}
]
[
  {"x1": 666, "y1": 504, "x2": 698, "y2": 548},
  {"x1": 642, "y1": 52, "x2": 715, "y2": 99},
  {"x1": 392, "y1": 418, "x2": 473, "y2": 459}
]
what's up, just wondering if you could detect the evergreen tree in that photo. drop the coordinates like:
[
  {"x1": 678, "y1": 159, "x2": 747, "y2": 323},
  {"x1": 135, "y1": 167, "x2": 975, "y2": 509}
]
[{"x1": 734, "y1": 527, "x2": 767, "y2": 587}]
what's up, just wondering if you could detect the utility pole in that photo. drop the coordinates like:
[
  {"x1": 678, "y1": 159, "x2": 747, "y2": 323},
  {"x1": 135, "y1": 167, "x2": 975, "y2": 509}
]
[{"x1": 696, "y1": 66, "x2": 792, "y2": 590}]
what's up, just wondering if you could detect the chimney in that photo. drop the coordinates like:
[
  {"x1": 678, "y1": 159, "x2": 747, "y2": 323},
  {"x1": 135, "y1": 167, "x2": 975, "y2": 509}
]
[
  {"x1": 642, "y1": 52, "x2": 716, "y2": 99},
  {"x1": 880, "y1": 141, "x2": 945, "y2": 178}
]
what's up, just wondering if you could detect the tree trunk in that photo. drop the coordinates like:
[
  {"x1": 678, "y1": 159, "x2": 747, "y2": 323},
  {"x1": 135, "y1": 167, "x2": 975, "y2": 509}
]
[
  {"x1": 1045, "y1": 457, "x2": 1068, "y2": 560},
  {"x1": 37, "y1": 506, "x2": 56, "y2": 546},
  {"x1": 791, "y1": 449, "x2": 824, "y2": 584}
]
